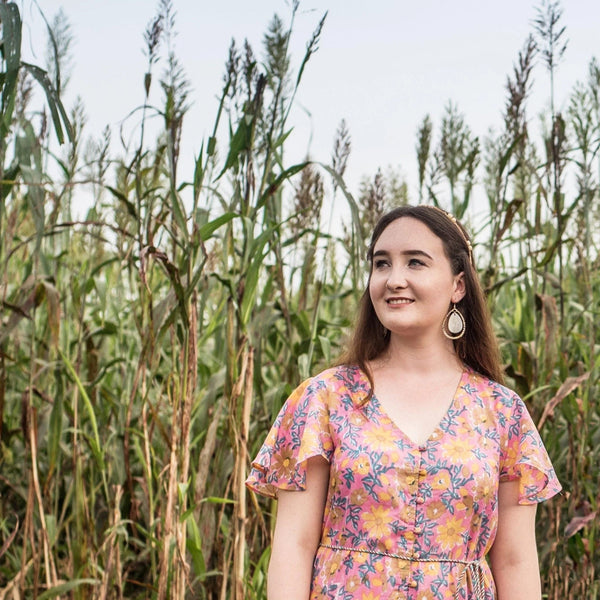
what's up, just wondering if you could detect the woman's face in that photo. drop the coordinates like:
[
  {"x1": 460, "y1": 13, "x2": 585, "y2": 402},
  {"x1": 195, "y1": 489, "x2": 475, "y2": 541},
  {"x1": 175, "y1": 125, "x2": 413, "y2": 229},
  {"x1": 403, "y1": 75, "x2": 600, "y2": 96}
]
[{"x1": 369, "y1": 217, "x2": 465, "y2": 340}]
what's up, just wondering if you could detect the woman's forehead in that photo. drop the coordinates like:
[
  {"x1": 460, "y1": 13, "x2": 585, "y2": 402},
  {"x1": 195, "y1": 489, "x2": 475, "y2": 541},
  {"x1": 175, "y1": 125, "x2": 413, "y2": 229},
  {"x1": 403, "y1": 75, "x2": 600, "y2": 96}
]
[{"x1": 374, "y1": 217, "x2": 444, "y2": 253}]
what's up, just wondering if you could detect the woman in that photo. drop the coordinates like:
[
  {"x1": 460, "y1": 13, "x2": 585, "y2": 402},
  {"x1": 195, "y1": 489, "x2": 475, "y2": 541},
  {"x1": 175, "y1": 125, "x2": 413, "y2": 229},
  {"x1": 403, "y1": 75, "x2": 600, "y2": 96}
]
[{"x1": 246, "y1": 205, "x2": 561, "y2": 599}]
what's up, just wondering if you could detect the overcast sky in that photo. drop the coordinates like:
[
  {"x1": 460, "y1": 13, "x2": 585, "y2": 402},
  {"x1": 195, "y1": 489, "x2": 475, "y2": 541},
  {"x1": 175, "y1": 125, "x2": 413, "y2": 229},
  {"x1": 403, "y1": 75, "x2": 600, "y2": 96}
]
[{"x1": 23, "y1": 1, "x2": 600, "y2": 214}]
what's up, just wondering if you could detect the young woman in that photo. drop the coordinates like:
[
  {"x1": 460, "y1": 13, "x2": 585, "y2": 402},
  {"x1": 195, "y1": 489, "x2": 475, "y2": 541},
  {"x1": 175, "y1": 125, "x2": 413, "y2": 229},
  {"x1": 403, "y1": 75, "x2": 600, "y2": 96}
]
[{"x1": 246, "y1": 205, "x2": 561, "y2": 600}]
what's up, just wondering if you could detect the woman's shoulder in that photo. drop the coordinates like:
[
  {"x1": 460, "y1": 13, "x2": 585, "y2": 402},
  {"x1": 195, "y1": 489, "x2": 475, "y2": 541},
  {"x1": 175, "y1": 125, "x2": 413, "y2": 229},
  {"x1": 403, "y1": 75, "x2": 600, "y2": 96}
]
[
  {"x1": 463, "y1": 367, "x2": 521, "y2": 405},
  {"x1": 296, "y1": 364, "x2": 369, "y2": 403},
  {"x1": 306, "y1": 364, "x2": 365, "y2": 388}
]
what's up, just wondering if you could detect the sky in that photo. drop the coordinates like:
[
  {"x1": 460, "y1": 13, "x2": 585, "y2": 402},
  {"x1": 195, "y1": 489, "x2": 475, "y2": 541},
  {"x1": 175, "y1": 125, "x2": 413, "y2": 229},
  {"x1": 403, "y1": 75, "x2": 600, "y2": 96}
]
[{"x1": 22, "y1": 0, "x2": 600, "y2": 215}]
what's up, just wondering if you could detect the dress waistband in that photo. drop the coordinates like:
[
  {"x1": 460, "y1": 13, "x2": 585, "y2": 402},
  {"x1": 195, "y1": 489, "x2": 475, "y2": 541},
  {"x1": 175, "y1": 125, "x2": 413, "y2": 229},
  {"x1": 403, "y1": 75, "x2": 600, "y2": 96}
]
[{"x1": 319, "y1": 543, "x2": 486, "y2": 600}]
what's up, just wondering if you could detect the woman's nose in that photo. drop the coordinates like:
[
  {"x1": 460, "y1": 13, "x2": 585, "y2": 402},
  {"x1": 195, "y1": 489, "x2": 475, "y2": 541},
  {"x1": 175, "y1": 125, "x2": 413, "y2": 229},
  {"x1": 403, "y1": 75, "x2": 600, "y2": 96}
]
[{"x1": 385, "y1": 267, "x2": 407, "y2": 290}]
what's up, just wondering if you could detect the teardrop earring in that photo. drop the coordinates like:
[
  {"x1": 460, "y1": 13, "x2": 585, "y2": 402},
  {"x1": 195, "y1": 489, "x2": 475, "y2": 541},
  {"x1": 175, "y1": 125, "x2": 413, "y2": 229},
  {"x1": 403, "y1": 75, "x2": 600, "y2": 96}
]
[{"x1": 442, "y1": 303, "x2": 465, "y2": 340}]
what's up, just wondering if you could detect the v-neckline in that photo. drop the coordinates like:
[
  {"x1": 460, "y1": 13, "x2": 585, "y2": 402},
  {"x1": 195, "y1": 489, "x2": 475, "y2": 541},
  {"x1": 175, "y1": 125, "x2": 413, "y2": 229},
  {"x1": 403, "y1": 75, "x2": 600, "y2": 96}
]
[{"x1": 365, "y1": 368, "x2": 468, "y2": 448}]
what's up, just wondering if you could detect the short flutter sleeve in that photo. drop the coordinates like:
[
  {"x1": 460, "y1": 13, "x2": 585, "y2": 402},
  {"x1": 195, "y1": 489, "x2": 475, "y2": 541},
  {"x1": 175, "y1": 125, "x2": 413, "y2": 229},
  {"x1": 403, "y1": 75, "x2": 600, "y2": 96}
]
[
  {"x1": 499, "y1": 392, "x2": 562, "y2": 504},
  {"x1": 245, "y1": 376, "x2": 334, "y2": 499}
]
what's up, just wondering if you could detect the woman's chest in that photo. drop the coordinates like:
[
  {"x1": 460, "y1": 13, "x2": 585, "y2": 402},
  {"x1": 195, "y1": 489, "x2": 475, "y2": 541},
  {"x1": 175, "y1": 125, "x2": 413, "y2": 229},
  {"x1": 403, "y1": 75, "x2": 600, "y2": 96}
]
[{"x1": 326, "y1": 394, "x2": 503, "y2": 509}]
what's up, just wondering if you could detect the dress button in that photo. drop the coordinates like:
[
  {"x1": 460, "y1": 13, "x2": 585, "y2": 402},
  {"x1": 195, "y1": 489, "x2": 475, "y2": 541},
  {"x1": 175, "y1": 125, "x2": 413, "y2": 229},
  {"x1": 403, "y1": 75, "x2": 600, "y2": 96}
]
[
  {"x1": 418, "y1": 445, "x2": 427, "y2": 452},
  {"x1": 413, "y1": 551, "x2": 421, "y2": 559},
  {"x1": 414, "y1": 526, "x2": 423, "y2": 534},
  {"x1": 408, "y1": 580, "x2": 418, "y2": 588},
  {"x1": 419, "y1": 469, "x2": 427, "y2": 476},
  {"x1": 416, "y1": 496, "x2": 425, "y2": 504}
]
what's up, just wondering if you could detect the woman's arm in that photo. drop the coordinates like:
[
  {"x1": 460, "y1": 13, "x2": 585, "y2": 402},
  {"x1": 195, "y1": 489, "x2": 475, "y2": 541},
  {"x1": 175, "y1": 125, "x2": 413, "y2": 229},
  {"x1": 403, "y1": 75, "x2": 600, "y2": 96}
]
[
  {"x1": 267, "y1": 456, "x2": 330, "y2": 600},
  {"x1": 488, "y1": 480, "x2": 541, "y2": 600}
]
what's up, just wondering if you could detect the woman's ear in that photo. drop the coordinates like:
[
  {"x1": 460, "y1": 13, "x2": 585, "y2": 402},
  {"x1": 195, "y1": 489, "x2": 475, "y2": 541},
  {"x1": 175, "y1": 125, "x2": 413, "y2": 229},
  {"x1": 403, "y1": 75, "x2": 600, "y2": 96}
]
[{"x1": 452, "y1": 272, "x2": 466, "y2": 303}]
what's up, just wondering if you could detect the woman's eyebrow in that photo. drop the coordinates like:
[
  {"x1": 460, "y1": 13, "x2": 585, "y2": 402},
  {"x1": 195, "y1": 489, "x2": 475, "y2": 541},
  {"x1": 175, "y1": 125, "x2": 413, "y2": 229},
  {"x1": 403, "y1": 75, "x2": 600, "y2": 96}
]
[{"x1": 372, "y1": 249, "x2": 433, "y2": 260}]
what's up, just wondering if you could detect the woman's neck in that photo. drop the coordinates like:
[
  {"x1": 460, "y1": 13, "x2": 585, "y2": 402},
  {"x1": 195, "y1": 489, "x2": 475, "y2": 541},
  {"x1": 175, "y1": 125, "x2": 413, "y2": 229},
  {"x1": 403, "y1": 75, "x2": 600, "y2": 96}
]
[{"x1": 373, "y1": 334, "x2": 463, "y2": 377}]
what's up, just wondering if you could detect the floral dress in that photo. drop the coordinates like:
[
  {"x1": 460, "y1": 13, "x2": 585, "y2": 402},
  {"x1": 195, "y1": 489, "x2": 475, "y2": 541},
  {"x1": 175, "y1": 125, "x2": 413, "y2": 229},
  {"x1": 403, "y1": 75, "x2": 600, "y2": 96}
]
[{"x1": 246, "y1": 365, "x2": 561, "y2": 600}]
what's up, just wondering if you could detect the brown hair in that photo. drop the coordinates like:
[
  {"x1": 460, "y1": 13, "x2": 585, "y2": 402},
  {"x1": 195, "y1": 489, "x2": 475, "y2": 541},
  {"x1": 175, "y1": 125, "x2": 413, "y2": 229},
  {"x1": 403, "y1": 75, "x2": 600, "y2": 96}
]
[{"x1": 338, "y1": 205, "x2": 504, "y2": 390}]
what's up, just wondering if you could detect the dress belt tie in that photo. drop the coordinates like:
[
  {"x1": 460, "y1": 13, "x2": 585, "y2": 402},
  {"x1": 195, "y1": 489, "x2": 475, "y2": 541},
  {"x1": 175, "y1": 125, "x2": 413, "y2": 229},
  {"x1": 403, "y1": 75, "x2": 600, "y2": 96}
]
[{"x1": 319, "y1": 543, "x2": 487, "y2": 600}]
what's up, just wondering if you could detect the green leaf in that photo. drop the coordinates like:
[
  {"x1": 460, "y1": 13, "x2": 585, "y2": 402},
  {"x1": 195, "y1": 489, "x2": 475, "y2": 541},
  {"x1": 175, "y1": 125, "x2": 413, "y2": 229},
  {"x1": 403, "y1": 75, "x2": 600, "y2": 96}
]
[
  {"x1": 240, "y1": 226, "x2": 278, "y2": 326},
  {"x1": 1, "y1": 162, "x2": 20, "y2": 201},
  {"x1": 21, "y1": 61, "x2": 73, "y2": 144},
  {"x1": 207, "y1": 135, "x2": 216, "y2": 156},
  {"x1": 47, "y1": 365, "x2": 63, "y2": 478},
  {"x1": 256, "y1": 161, "x2": 309, "y2": 211},
  {"x1": 200, "y1": 496, "x2": 236, "y2": 505},
  {"x1": 168, "y1": 186, "x2": 189, "y2": 242},
  {"x1": 185, "y1": 517, "x2": 206, "y2": 576},
  {"x1": 199, "y1": 212, "x2": 235, "y2": 240},
  {"x1": 0, "y1": 3, "x2": 21, "y2": 136},
  {"x1": 106, "y1": 186, "x2": 138, "y2": 218},
  {"x1": 58, "y1": 349, "x2": 105, "y2": 473},
  {"x1": 498, "y1": 132, "x2": 524, "y2": 177},
  {"x1": 20, "y1": 165, "x2": 45, "y2": 247},
  {"x1": 37, "y1": 580, "x2": 98, "y2": 600},
  {"x1": 40, "y1": 281, "x2": 61, "y2": 347},
  {"x1": 193, "y1": 142, "x2": 205, "y2": 203},
  {"x1": 318, "y1": 162, "x2": 363, "y2": 246},
  {"x1": 319, "y1": 334, "x2": 332, "y2": 363},
  {"x1": 298, "y1": 353, "x2": 310, "y2": 380},
  {"x1": 216, "y1": 116, "x2": 251, "y2": 179},
  {"x1": 0, "y1": 3, "x2": 21, "y2": 71}
]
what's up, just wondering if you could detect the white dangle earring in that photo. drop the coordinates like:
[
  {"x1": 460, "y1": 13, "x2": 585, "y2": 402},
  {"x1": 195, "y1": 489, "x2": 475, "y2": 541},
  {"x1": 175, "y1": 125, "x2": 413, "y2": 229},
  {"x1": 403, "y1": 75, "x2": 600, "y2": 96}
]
[{"x1": 442, "y1": 303, "x2": 466, "y2": 340}]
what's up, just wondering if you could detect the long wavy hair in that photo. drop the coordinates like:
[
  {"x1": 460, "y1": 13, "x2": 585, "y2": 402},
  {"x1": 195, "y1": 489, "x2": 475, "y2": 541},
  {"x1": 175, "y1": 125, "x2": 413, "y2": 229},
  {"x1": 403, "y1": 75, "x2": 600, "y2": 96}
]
[{"x1": 338, "y1": 205, "x2": 504, "y2": 392}]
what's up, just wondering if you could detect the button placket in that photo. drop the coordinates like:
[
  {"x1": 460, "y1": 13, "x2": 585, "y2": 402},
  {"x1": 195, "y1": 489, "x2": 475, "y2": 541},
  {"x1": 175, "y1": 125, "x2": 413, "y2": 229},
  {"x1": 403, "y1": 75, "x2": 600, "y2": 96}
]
[{"x1": 411, "y1": 444, "x2": 428, "y2": 568}]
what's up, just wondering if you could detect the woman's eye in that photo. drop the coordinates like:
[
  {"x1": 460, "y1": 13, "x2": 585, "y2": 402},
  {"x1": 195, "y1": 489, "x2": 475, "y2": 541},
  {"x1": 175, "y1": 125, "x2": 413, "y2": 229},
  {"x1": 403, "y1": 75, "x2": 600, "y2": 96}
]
[
  {"x1": 408, "y1": 258, "x2": 425, "y2": 267},
  {"x1": 374, "y1": 259, "x2": 389, "y2": 269}
]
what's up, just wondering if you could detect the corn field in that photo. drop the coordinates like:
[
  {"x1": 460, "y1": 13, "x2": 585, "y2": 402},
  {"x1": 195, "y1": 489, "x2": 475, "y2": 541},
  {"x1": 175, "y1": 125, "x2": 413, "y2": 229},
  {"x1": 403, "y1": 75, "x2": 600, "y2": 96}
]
[{"x1": 0, "y1": 1, "x2": 598, "y2": 598}]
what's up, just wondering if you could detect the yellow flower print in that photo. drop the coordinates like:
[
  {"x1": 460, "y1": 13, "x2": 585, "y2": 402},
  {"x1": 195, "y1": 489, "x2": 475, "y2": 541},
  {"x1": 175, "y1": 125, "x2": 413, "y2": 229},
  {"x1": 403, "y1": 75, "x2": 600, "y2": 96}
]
[
  {"x1": 379, "y1": 488, "x2": 400, "y2": 508},
  {"x1": 472, "y1": 475, "x2": 493, "y2": 501},
  {"x1": 329, "y1": 472, "x2": 339, "y2": 491},
  {"x1": 425, "y1": 500, "x2": 446, "y2": 520},
  {"x1": 329, "y1": 505, "x2": 344, "y2": 525},
  {"x1": 400, "y1": 504, "x2": 415, "y2": 522},
  {"x1": 456, "y1": 488, "x2": 474, "y2": 512},
  {"x1": 280, "y1": 411, "x2": 294, "y2": 430},
  {"x1": 520, "y1": 469, "x2": 536, "y2": 489},
  {"x1": 272, "y1": 448, "x2": 297, "y2": 479},
  {"x1": 363, "y1": 426, "x2": 396, "y2": 450},
  {"x1": 504, "y1": 444, "x2": 519, "y2": 468},
  {"x1": 300, "y1": 427, "x2": 319, "y2": 452},
  {"x1": 437, "y1": 516, "x2": 465, "y2": 550},
  {"x1": 350, "y1": 487, "x2": 369, "y2": 506},
  {"x1": 431, "y1": 469, "x2": 451, "y2": 490},
  {"x1": 455, "y1": 416, "x2": 473, "y2": 436},
  {"x1": 403, "y1": 529, "x2": 415, "y2": 542},
  {"x1": 471, "y1": 405, "x2": 492, "y2": 426},
  {"x1": 350, "y1": 411, "x2": 365, "y2": 427},
  {"x1": 355, "y1": 454, "x2": 371, "y2": 475},
  {"x1": 443, "y1": 437, "x2": 474, "y2": 461},
  {"x1": 362, "y1": 505, "x2": 393, "y2": 538},
  {"x1": 371, "y1": 560, "x2": 385, "y2": 587},
  {"x1": 344, "y1": 575, "x2": 361, "y2": 593},
  {"x1": 327, "y1": 555, "x2": 342, "y2": 576}
]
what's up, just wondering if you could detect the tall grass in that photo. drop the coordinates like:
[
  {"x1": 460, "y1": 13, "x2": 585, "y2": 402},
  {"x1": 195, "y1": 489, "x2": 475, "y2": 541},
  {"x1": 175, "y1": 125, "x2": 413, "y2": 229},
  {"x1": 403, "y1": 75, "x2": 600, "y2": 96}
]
[{"x1": 0, "y1": 1, "x2": 598, "y2": 598}]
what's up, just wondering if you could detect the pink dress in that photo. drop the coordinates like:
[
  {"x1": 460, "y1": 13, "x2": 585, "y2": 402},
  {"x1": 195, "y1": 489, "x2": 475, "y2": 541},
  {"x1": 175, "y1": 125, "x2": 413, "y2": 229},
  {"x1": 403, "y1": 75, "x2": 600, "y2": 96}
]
[{"x1": 246, "y1": 365, "x2": 561, "y2": 599}]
